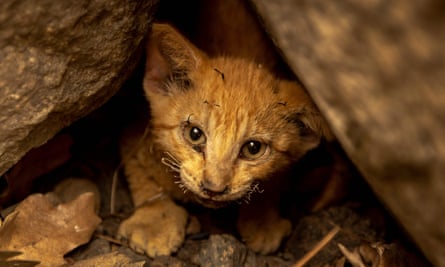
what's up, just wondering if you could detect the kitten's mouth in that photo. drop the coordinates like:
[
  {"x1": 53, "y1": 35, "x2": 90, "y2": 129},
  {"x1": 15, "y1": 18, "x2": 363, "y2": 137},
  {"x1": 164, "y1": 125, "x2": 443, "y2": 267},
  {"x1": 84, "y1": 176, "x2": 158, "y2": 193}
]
[
  {"x1": 177, "y1": 177, "x2": 261, "y2": 209},
  {"x1": 187, "y1": 189, "x2": 240, "y2": 209},
  {"x1": 193, "y1": 195, "x2": 232, "y2": 209}
]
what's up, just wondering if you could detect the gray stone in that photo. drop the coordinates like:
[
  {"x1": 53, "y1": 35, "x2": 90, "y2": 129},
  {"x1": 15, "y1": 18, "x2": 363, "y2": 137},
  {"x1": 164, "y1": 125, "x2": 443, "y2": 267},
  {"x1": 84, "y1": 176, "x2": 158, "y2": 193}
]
[
  {"x1": 0, "y1": 0, "x2": 158, "y2": 175},
  {"x1": 196, "y1": 234, "x2": 290, "y2": 267},
  {"x1": 251, "y1": 0, "x2": 445, "y2": 265},
  {"x1": 197, "y1": 234, "x2": 249, "y2": 267}
]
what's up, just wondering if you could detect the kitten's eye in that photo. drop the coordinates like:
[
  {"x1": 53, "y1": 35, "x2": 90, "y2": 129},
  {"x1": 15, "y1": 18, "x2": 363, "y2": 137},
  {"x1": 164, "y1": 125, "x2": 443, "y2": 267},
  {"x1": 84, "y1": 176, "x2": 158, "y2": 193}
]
[
  {"x1": 184, "y1": 125, "x2": 206, "y2": 145},
  {"x1": 240, "y1": 140, "x2": 266, "y2": 160}
]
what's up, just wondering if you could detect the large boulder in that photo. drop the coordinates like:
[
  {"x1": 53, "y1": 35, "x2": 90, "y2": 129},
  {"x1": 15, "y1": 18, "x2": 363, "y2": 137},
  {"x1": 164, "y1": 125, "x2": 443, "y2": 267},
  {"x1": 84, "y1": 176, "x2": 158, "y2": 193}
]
[
  {"x1": 0, "y1": 0, "x2": 158, "y2": 176},
  {"x1": 251, "y1": 0, "x2": 445, "y2": 265}
]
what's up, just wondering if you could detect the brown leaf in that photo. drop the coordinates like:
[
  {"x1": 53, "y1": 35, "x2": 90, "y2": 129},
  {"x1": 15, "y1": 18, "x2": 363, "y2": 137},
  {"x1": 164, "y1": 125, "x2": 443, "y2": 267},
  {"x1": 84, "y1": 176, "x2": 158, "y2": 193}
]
[
  {"x1": 0, "y1": 251, "x2": 40, "y2": 267},
  {"x1": 0, "y1": 193, "x2": 101, "y2": 266}
]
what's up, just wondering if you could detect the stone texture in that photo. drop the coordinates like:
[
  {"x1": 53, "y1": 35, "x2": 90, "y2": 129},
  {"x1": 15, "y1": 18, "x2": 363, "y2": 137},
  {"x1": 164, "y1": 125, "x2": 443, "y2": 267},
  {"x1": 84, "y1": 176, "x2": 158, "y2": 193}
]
[
  {"x1": 0, "y1": 0, "x2": 158, "y2": 176},
  {"x1": 197, "y1": 235, "x2": 249, "y2": 267},
  {"x1": 195, "y1": 234, "x2": 290, "y2": 267},
  {"x1": 250, "y1": 0, "x2": 445, "y2": 266}
]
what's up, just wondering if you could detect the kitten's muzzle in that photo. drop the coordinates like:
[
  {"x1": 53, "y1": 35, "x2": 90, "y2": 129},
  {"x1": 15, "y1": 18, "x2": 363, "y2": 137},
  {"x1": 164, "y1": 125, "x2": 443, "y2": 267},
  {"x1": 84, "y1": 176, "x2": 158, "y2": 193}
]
[{"x1": 200, "y1": 180, "x2": 229, "y2": 198}]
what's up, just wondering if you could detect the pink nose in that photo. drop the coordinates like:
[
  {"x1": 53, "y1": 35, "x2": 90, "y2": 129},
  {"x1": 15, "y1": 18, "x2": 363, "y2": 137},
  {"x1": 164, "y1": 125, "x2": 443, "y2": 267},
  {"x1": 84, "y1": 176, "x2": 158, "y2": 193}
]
[{"x1": 200, "y1": 180, "x2": 228, "y2": 197}]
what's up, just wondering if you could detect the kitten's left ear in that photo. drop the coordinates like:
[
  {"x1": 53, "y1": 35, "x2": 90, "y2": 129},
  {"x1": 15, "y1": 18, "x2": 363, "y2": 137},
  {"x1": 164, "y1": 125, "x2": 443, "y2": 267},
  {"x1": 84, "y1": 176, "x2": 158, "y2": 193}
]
[
  {"x1": 143, "y1": 23, "x2": 206, "y2": 95},
  {"x1": 279, "y1": 81, "x2": 334, "y2": 143}
]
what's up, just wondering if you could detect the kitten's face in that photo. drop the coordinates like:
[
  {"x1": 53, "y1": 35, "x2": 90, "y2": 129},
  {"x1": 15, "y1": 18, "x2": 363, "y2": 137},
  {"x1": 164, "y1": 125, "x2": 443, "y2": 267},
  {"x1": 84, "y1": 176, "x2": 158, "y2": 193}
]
[
  {"x1": 149, "y1": 58, "x2": 321, "y2": 207},
  {"x1": 143, "y1": 24, "x2": 329, "y2": 208}
]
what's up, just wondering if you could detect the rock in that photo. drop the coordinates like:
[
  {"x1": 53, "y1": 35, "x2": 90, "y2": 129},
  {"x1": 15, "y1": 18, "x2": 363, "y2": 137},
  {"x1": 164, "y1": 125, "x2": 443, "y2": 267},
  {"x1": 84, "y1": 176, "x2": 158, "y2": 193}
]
[
  {"x1": 151, "y1": 256, "x2": 192, "y2": 267},
  {"x1": 196, "y1": 234, "x2": 249, "y2": 267},
  {"x1": 0, "y1": 0, "x2": 159, "y2": 176},
  {"x1": 251, "y1": 0, "x2": 445, "y2": 265},
  {"x1": 69, "y1": 251, "x2": 146, "y2": 267},
  {"x1": 196, "y1": 234, "x2": 290, "y2": 267}
]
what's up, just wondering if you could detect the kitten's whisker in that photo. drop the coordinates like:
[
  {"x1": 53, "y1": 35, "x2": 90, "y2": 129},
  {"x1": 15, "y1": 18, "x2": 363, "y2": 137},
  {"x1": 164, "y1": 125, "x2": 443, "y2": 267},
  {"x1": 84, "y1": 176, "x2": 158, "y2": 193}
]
[
  {"x1": 251, "y1": 182, "x2": 264, "y2": 194},
  {"x1": 161, "y1": 152, "x2": 182, "y2": 173},
  {"x1": 240, "y1": 181, "x2": 263, "y2": 205},
  {"x1": 161, "y1": 151, "x2": 189, "y2": 194},
  {"x1": 161, "y1": 158, "x2": 181, "y2": 172},
  {"x1": 173, "y1": 179, "x2": 189, "y2": 194},
  {"x1": 161, "y1": 156, "x2": 180, "y2": 168},
  {"x1": 163, "y1": 151, "x2": 181, "y2": 165}
]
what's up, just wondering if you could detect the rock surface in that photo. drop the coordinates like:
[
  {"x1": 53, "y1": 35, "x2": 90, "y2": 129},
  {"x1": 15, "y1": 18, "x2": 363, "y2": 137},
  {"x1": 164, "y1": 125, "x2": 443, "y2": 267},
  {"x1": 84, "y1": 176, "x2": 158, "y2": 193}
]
[
  {"x1": 251, "y1": 0, "x2": 445, "y2": 266},
  {"x1": 0, "y1": 0, "x2": 158, "y2": 176}
]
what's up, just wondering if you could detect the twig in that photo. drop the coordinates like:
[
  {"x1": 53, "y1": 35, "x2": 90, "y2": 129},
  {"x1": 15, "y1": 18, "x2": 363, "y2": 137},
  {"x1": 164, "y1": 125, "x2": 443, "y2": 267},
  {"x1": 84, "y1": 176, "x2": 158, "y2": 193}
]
[
  {"x1": 94, "y1": 233, "x2": 125, "y2": 246},
  {"x1": 110, "y1": 169, "x2": 119, "y2": 215},
  {"x1": 337, "y1": 243, "x2": 366, "y2": 267},
  {"x1": 293, "y1": 225, "x2": 341, "y2": 267}
]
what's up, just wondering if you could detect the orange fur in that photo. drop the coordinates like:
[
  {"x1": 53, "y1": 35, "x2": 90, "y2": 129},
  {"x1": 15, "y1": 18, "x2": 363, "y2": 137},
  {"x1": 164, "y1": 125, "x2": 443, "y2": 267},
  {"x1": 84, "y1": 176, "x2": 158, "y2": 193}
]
[{"x1": 118, "y1": 0, "x2": 332, "y2": 257}]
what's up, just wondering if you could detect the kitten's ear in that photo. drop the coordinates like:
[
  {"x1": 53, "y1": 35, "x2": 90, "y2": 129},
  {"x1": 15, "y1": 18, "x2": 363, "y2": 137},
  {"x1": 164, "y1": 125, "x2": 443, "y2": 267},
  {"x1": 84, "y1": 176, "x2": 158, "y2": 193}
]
[
  {"x1": 279, "y1": 81, "x2": 334, "y2": 143},
  {"x1": 143, "y1": 23, "x2": 204, "y2": 95}
]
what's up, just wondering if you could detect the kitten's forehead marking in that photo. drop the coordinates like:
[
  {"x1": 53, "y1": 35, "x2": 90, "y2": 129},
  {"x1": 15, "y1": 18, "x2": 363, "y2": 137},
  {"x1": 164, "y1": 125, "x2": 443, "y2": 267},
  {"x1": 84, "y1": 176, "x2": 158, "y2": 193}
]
[
  {"x1": 187, "y1": 114, "x2": 194, "y2": 123},
  {"x1": 203, "y1": 100, "x2": 221, "y2": 108},
  {"x1": 213, "y1": 68, "x2": 225, "y2": 81}
]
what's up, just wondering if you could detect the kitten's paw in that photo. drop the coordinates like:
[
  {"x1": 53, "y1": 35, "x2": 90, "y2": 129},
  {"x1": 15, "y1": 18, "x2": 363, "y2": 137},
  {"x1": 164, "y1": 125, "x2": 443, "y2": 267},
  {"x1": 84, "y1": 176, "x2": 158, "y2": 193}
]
[
  {"x1": 118, "y1": 199, "x2": 188, "y2": 257},
  {"x1": 239, "y1": 216, "x2": 291, "y2": 254}
]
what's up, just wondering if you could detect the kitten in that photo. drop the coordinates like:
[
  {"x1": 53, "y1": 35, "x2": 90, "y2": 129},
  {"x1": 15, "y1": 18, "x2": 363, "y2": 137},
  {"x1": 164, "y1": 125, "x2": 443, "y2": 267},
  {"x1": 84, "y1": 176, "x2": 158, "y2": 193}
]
[{"x1": 118, "y1": 3, "x2": 332, "y2": 258}]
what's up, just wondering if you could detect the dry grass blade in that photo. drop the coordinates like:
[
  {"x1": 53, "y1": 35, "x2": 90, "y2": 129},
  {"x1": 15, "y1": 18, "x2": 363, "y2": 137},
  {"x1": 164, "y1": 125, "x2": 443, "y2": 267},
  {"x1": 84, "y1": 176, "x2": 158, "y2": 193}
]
[
  {"x1": 293, "y1": 225, "x2": 341, "y2": 267},
  {"x1": 337, "y1": 243, "x2": 366, "y2": 267}
]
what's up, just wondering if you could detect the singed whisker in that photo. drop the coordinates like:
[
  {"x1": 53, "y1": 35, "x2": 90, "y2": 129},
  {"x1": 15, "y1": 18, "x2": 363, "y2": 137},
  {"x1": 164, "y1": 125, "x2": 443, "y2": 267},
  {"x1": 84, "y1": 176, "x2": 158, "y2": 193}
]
[
  {"x1": 241, "y1": 181, "x2": 263, "y2": 205},
  {"x1": 251, "y1": 182, "x2": 264, "y2": 194},
  {"x1": 236, "y1": 199, "x2": 246, "y2": 205}
]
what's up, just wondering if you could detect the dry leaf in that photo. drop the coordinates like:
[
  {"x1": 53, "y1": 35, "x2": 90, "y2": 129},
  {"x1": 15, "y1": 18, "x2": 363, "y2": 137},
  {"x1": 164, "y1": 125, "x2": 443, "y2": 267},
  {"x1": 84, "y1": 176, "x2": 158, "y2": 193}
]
[
  {"x1": 0, "y1": 192, "x2": 101, "y2": 266},
  {"x1": 0, "y1": 251, "x2": 39, "y2": 267}
]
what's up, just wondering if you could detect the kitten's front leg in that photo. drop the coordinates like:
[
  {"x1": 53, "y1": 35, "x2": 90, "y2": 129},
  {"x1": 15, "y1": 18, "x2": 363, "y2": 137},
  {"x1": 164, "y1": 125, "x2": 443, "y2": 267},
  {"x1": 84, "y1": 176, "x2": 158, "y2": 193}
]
[
  {"x1": 118, "y1": 144, "x2": 188, "y2": 257},
  {"x1": 237, "y1": 197, "x2": 291, "y2": 254},
  {"x1": 118, "y1": 198, "x2": 188, "y2": 257}
]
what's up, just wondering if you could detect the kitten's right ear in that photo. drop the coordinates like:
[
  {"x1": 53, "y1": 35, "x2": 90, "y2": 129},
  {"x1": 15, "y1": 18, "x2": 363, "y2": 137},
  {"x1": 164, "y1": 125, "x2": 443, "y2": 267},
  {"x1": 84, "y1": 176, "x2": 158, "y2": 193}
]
[{"x1": 143, "y1": 23, "x2": 204, "y2": 95}]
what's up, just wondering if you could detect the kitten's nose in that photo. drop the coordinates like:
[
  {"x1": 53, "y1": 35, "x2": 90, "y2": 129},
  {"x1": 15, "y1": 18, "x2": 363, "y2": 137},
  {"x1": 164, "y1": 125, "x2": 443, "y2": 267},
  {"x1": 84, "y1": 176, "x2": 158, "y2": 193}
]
[{"x1": 200, "y1": 180, "x2": 228, "y2": 197}]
